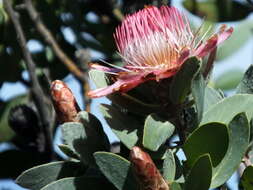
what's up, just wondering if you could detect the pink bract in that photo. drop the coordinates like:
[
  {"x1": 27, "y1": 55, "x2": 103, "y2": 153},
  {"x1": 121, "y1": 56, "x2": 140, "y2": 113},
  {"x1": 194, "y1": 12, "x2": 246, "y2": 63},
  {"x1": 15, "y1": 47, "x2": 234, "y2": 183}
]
[{"x1": 88, "y1": 6, "x2": 233, "y2": 98}]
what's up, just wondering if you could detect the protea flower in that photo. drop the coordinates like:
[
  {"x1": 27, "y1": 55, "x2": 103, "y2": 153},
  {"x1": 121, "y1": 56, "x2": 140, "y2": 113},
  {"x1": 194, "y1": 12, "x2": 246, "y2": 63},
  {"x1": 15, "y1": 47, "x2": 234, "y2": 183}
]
[{"x1": 88, "y1": 6, "x2": 233, "y2": 98}]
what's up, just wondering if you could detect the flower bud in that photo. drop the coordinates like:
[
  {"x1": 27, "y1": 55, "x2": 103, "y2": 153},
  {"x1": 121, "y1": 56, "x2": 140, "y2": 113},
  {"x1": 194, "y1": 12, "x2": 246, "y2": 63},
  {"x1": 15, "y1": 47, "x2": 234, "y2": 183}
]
[
  {"x1": 130, "y1": 146, "x2": 169, "y2": 190},
  {"x1": 51, "y1": 80, "x2": 80, "y2": 123}
]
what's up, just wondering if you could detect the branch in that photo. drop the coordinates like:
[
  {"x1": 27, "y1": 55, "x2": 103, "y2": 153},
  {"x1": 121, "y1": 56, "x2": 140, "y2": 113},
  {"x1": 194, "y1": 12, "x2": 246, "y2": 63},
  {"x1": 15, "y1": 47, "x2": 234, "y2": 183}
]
[
  {"x1": 24, "y1": 0, "x2": 92, "y2": 111},
  {"x1": 3, "y1": 0, "x2": 54, "y2": 160},
  {"x1": 24, "y1": 0, "x2": 85, "y2": 82},
  {"x1": 75, "y1": 49, "x2": 92, "y2": 112}
]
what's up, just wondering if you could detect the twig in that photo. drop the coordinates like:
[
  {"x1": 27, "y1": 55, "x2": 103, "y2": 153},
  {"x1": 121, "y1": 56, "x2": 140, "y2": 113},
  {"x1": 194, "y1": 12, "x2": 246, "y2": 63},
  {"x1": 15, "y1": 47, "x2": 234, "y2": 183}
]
[
  {"x1": 24, "y1": 0, "x2": 92, "y2": 111},
  {"x1": 24, "y1": 0, "x2": 85, "y2": 82},
  {"x1": 83, "y1": 82, "x2": 91, "y2": 112},
  {"x1": 75, "y1": 49, "x2": 92, "y2": 112},
  {"x1": 3, "y1": 0, "x2": 54, "y2": 160}
]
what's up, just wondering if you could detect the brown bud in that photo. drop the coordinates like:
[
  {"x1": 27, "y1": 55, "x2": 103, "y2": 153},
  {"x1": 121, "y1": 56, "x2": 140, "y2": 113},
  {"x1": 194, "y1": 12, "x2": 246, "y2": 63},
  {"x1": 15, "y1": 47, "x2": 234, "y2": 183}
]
[
  {"x1": 130, "y1": 146, "x2": 169, "y2": 190},
  {"x1": 51, "y1": 80, "x2": 81, "y2": 123}
]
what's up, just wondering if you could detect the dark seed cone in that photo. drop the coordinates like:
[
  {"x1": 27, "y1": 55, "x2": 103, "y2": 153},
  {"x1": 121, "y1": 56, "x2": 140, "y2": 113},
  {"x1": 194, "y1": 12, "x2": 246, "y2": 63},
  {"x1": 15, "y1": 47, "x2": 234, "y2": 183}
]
[
  {"x1": 51, "y1": 80, "x2": 81, "y2": 124},
  {"x1": 8, "y1": 104, "x2": 40, "y2": 141},
  {"x1": 130, "y1": 146, "x2": 169, "y2": 190}
]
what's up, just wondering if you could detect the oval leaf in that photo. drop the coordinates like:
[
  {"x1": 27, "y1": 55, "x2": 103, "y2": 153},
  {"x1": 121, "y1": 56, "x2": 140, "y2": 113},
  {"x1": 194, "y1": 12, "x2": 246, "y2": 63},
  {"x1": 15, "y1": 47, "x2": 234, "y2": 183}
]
[
  {"x1": 184, "y1": 122, "x2": 229, "y2": 167},
  {"x1": 61, "y1": 111, "x2": 110, "y2": 166},
  {"x1": 236, "y1": 65, "x2": 253, "y2": 94},
  {"x1": 58, "y1": 144, "x2": 80, "y2": 159},
  {"x1": 170, "y1": 182, "x2": 182, "y2": 190},
  {"x1": 16, "y1": 161, "x2": 82, "y2": 190},
  {"x1": 100, "y1": 104, "x2": 141, "y2": 149},
  {"x1": 214, "y1": 69, "x2": 243, "y2": 91},
  {"x1": 202, "y1": 99, "x2": 250, "y2": 189},
  {"x1": 143, "y1": 114, "x2": 175, "y2": 151},
  {"x1": 185, "y1": 154, "x2": 212, "y2": 190},
  {"x1": 217, "y1": 19, "x2": 253, "y2": 60},
  {"x1": 94, "y1": 152, "x2": 138, "y2": 190},
  {"x1": 89, "y1": 69, "x2": 108, "y2": 88},
  {"x1": 203, "y1": 86, "x2": 223, "y2": 112},
  {"x1": 240, "y1": 165, "x2": 253, "y2": 190},
  {"x1": 170, "y1": 57, "x2": 201, "y2": 104},
  {"x1": 163, "y1": 149, "x2": 176, "y2": 183},
  {"x1": 192, "y1": 74, "x2": 205, "y2": 122},
  {"x1": 210, "y1": 113, "x2": 250, "y2": 188},
  {"x1": 201, "y1": 94, "x2": 253, "y2": 124}
]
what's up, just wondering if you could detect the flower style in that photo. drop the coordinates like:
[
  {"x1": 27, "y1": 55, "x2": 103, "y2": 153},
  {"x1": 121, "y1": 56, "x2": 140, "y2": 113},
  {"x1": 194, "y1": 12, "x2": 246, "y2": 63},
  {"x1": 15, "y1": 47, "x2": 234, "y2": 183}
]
[{"x1": 88, "y1": 6, "x2": 233, "y2": 98}]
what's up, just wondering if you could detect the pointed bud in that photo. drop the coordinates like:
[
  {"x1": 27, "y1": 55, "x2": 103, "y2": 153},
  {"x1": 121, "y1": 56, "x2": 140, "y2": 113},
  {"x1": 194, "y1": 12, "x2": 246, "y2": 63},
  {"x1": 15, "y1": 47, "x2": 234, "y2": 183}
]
[
  {"x1": 130, "y1": 146, "x2": 169, "y2": 190},
  {"x1": 51, "y1": 80, "x2": 80, "y2": 123}
]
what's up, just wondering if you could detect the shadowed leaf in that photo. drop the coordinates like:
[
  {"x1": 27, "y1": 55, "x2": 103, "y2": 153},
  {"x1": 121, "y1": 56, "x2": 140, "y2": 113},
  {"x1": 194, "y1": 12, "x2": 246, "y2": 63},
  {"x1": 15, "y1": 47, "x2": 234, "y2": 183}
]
[
  {"x1": 143, "y1": 114, "x2": 174, "y2": 151},
  {"x1": 185, "y1": 154, "x2": 212, "y2": 190},
  {"x1": 94, "y1": 152, "x2": 138, "y2": 190},
  {"x1": 170, "y1": 57, "x2": 201, "y2": 104},
  {"x1": 100, "y1": 104, "x2": 141, "y2": 149},
  {"x1": 16, "y1": 161, "x2": 83, "y2": 190}
]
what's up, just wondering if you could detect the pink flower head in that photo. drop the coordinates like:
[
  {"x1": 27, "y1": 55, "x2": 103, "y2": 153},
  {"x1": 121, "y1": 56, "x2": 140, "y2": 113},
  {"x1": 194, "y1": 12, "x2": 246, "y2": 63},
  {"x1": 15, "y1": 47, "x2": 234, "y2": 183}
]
[{"x1": 88, "y1": 6, "x2": 233, "y2": 98}]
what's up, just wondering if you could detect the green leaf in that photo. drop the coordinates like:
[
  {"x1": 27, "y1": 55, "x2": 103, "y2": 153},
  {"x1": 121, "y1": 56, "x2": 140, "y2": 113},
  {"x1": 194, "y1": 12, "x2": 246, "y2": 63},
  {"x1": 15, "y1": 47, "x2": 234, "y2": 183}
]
[
  {"x1": 0, "y1": 94, "x2": 28, "y2": 142},
  {"x1": 240, "y1": 165, "x2": 253, "y2": 190},
  {"x1": 61, "y1": 111, "x2": 110, "y2": 166},
  {"x1": 77, "y1": 111, "x2": 110, "y2": 150},
  {"x1": 94, "y1": 152, "x2": 138, "y2": 190},
  {"x1": 201, "y1": 94, "x2": 253, "y2": 124},
  {"x1": 237, "y1": 65, "x2": 253, "y2": 94},
  {"x1": 184, "y1": 154, "x2": 212, "y2": 190},
  {"x1": 203, "y1": 86, "x2": 223, "y2": 112},
  {"x1": 184, "y1": 122, "x2": 229, "y2": 167},
  {"x1": 143, "y1": 114, "x2": 174, "y2": 151},
  {"x1": 217, "y1": 19, "x2": 253, "y2": 60},
  {"x1": 89, "y1": 69, "x2": 108, "y2": 88},
  {"x1": 214, "y1": 69, "x2": 244, "y2": 91},
  {"x1": 16, "y1": 161, "x2": 82, "y2": 190},
  {"x1": 183, "y1": 0, "x2": 251, "y2": 22},
  {"x1": 170, "y1": 57, "x2": 201, "y2": 104},
  {"x1": 200, "y1": 95, "x2": 252, "y2": 187},
  {"x1": 192, "y1": 74, "x2": 205, "y2": 122},
  {"x1": 170, "y1": 182, "x2": 182, "y2": 190},
  {"x1": 41, "y1": 176, "x2": 114, "y2": 190},
  {"x1": 100, "y1": 104, "x2": 141, "y2": 149},
  {"x1": 163, "y1": 150, "x2": 176, "y2": 183},
  {"x1": 58, "y1": 144, "x2": 80, "y2": 159},
  {"x1": 204, "y1": 112, "x2": 249, "y2": 188},
  {"x1": 183, "y1": 0, "x2": 218, "y2": 21}
]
